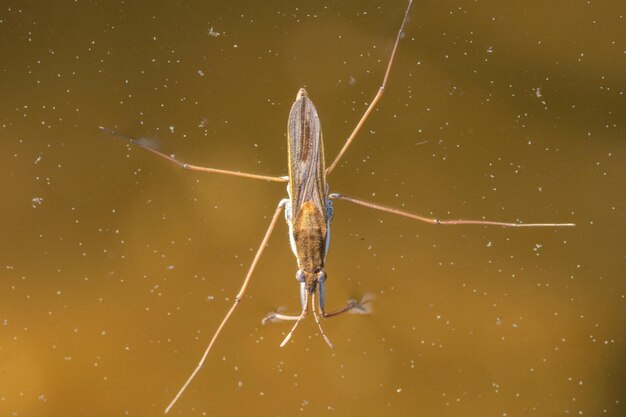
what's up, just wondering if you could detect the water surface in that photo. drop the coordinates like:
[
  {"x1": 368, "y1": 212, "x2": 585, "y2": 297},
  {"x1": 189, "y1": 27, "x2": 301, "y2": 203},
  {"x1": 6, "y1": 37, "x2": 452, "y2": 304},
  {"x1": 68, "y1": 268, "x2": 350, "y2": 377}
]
[{"x1": 1, "y1": 1, "x2": 624, "y2": 416}]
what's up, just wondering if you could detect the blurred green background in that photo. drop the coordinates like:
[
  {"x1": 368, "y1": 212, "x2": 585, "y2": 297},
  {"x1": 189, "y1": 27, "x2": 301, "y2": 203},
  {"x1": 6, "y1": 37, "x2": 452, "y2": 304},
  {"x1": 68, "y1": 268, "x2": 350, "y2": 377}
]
[{"x1": 1, "y1": 1, "x2": 624, "y2": 416}]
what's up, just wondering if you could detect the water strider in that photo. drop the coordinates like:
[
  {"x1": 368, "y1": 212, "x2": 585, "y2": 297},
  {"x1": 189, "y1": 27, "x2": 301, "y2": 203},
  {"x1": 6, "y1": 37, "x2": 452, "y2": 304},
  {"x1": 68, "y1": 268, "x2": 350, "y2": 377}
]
[{"x1": 99, "y1": 0, "x2": 574, "y2": 413}]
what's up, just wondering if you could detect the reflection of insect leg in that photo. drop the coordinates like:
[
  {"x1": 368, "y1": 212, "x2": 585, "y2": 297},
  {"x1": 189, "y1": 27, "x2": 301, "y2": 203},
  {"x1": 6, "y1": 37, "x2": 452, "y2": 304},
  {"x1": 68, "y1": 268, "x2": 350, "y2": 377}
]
[
  {"x1": 262, "y1": 290, "x2": 373, "y2": 353},
  {"x1": 326, "y1": 0, "x2": 414, "y2": 175},
  {"x1": 267, "y1": 290, "x2": 371, "y2": 350},
  {"x1": 277, "y1": 291, "x2": 336, "y2": 350},
  {"x1": 329, "y1": 193, "x2": 576, "y2": 228},
  {"x1": 98, "y1": 126, "x2": 288, "y2": 183},
  {"x1": 262, "y1": 294, "x2": 371, "y2": 323},
  {"x1": 164, "y1": 200, "x2": 286, "y2": 414}
]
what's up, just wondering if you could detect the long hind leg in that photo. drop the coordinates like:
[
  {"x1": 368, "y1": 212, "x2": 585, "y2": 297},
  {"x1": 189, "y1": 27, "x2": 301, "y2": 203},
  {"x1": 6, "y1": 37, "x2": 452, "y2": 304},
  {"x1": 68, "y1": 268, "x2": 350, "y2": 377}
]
[
  {"x1": 326, "y1": 0, "x2": 414, "y2": 175},
  {"x1": 164, "y1": 200, "x2": 286, "y2": 414}
]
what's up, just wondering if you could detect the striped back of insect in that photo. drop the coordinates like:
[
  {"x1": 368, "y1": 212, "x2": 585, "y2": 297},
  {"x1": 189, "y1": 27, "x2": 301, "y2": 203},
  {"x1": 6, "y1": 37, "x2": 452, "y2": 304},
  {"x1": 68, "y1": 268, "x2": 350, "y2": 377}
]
[
  {"x1": 287, "y1": 88, "x2": 328, "y2": 275},
  {"x1": 287, "y1": 88, "x2": 327, "y2": 219}
]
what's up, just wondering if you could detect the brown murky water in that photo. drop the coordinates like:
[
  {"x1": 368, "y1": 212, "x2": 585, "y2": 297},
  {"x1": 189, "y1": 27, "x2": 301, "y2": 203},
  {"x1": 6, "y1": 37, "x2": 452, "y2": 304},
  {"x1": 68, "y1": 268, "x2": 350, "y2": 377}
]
[{"x1": 1, "y1": 1, "x2": 624, "y2": 416}]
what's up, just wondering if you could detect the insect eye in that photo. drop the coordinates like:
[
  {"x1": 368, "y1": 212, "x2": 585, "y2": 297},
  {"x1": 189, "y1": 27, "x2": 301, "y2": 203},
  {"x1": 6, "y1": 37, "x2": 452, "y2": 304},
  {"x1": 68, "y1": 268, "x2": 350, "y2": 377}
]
[
  {"x1": 317, "y1": 271, "x2": 327, "y2": 283},
  {"x1": 295, "y1": 270, "x2": 306, "y2": 282}
]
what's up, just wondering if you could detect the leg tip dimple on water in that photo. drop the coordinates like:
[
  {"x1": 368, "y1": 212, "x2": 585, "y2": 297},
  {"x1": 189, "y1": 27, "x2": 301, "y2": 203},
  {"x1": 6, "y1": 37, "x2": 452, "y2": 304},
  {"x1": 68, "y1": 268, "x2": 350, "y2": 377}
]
[
  {"x1": 348, "y1": 293, "x2": 375, "y2": 315},
  {"x1": 261, "y1": 312, "x2": 276, "y2": 325}
]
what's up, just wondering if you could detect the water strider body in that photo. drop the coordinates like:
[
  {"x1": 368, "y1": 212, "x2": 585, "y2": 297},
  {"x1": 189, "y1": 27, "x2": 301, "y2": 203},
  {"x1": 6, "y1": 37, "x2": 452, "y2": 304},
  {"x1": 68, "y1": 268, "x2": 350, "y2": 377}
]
[
  {"x1": 266, "y1": 88, "x2": 371, "y2": 349},
  {"x1": 285, "y1": 88, "x2": 331, "y2": 314},
  {"x1": 99, "y1": 0, "x2": 574, "y2": 413}
]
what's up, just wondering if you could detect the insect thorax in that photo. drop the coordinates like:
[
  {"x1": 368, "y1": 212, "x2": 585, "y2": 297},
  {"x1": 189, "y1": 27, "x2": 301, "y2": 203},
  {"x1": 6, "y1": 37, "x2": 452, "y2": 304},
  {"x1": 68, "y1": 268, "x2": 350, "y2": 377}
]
[{"x1": 290, "y1": 201, "x2": 328, "y2": 273}]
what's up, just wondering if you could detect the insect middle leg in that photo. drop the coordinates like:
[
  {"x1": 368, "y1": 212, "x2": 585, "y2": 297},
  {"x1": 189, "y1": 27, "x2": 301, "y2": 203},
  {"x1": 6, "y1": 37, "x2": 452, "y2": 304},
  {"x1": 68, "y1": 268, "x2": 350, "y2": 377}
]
[
  {"x1": 329, "y1": 193, "x2": 575, "y2": 227},
  {"x1": 99, "y1": 126, "x2": 288, "y2": 183}
]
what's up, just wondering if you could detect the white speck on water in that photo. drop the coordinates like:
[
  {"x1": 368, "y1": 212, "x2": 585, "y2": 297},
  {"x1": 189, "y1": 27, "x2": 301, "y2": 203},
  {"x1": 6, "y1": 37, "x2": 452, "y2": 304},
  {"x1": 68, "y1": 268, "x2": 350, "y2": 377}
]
[{"x1": 31, "y1": 197, "x2": 44, "y2": 208}]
